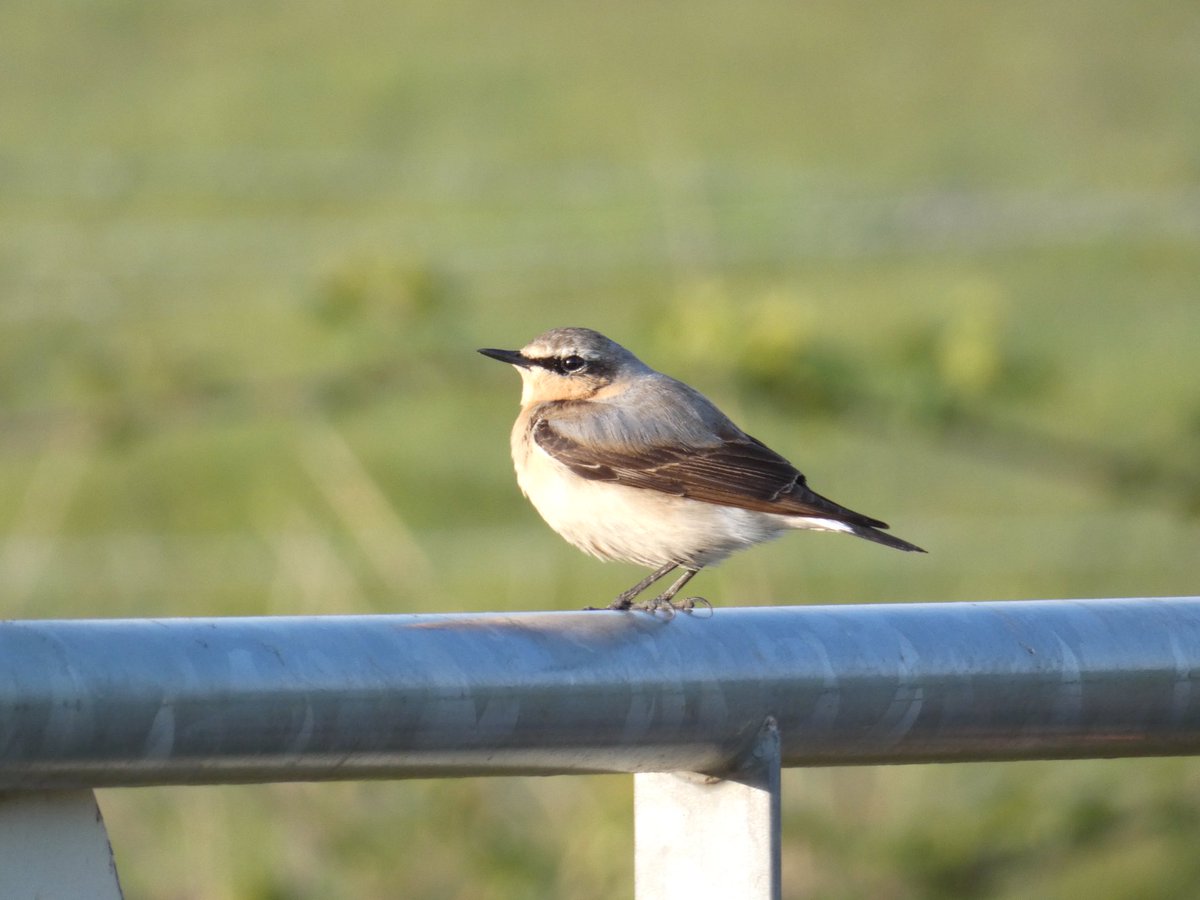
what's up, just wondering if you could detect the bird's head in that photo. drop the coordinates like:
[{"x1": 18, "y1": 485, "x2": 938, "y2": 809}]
[{"x1": 479, "y1": 327, "x2": 649, "y2": 405}]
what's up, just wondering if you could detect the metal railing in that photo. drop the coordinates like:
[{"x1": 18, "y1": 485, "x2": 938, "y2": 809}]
[{"x1": 2, "y1": 598, "x2": 1199, "y2": 898}]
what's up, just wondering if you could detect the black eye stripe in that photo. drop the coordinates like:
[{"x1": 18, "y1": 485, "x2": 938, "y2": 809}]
[{"x1": 529, "y1": 354, "x2": 587, "y2": 375}]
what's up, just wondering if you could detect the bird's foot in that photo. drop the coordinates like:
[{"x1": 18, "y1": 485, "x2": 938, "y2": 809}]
[
  {"x1": 585, "y1": 589, "x2": 712, "y2": 616},
  {"x1": 630, "y1": 594, "x2": 712, "y2": 617}
]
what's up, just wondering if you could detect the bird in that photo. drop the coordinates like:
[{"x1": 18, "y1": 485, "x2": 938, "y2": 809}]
[{"x1": 479, "y1": 327, "x2": 925, "y2": 612}]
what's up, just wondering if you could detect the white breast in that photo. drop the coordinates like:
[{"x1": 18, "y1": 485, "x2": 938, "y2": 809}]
[{"x1": 510, "y1": 418, "x2": 789, "y2": 569}]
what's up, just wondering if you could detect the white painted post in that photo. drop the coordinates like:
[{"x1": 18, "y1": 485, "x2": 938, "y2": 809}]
[
  {"x1": 634, "y1": 719, "x2": 781, "y2": 900},
  {"x1": 0, "y1": 791, "x2": 124, "y2": 899}
]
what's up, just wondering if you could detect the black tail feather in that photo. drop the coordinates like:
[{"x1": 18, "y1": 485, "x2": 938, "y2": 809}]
[{"x1": 850, "y1": 524, "x2": 927, "y2": 553}]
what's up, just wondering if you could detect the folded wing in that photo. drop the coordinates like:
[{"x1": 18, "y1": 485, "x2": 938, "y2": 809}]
[{"x1": 532, "y1": 414, "x2": 890, "y2": 529}]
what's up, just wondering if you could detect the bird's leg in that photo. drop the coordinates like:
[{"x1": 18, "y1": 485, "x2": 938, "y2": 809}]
[
  {"x1": 601, "y1": 561, "x2": 678, "y2": 610},
  {"x1": 656, "y1": 567, "x2": 699, "y2": 603},
  {"x1": 634, "y1": 567, "x2": 704, "y2": 613}
]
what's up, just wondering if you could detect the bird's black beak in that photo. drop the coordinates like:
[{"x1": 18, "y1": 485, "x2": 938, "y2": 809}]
[{"x1": 478, "y1": 347, "x2": 530, "y2": 367}]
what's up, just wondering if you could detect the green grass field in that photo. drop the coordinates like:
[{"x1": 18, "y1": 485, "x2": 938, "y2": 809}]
[{"x1": 3, "y1": 1, "x2": 1200, "y2": 897}]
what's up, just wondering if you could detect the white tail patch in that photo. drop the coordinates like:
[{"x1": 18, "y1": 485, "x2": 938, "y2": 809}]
[{"x1": 783, "y1": 516, "x2": 857, "y2": 535}]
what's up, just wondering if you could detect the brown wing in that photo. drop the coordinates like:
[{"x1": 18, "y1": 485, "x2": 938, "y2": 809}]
[{"x1": 532, "y1": 416, "x2": 889, "y2": 530}]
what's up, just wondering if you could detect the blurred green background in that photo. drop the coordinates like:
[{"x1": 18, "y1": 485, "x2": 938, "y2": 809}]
[{"x1": 3, "y1": 0, "x2": 1200, "y2": 897}]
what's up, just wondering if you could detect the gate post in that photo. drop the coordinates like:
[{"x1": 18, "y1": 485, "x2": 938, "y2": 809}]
[
  {"x1": 0, "y1": 791, "x2": 124, "y2": 899},
  {"x1": 635, "y1": 718, "x2": 781, "y2": 900}
]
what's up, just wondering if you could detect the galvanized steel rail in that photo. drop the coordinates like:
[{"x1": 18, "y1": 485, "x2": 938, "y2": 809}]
[
  {"x1": 3, "y1": 598, "x2": 1199, "y2": 900},
  {"x1": 2, "y1": 598, "x2": 1199, "y2": 787}
]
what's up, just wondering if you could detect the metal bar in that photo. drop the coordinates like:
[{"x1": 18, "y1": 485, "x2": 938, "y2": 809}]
[
  {"x1": 635, "y1": 718, "x2": 781, "y2": 900},
  {"x1": 0, "y1": 791, "x2": 124, "y2": 899},
  {"x1": 1, "y1": 598, "x2": 1199, "y2": 788}
]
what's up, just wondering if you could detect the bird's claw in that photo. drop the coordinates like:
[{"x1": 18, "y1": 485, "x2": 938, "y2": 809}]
[
  {"x1": 631, "y1": 595, "x2": 712, "y2": 617},
  {"x1": 680, "y1": 596, "x2": 713, "y2": 617}
]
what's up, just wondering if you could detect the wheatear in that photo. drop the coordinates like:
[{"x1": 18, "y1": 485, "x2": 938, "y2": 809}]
[{"x1": 480, "y1": 327, "x2": 925, "y2": 611}]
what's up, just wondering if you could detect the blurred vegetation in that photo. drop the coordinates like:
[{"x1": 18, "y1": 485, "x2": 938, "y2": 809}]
[{"x1": 2, "y1": 0, "x2": 1199, "y2": 897}]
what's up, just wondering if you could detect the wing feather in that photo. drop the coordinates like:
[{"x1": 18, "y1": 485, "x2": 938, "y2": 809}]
[{"x1": 531, "y1": 415, "x2": 890, "y2": 529}]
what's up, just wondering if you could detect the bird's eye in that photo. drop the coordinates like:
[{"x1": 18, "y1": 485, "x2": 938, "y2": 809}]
[{"x1": 560, "y1": 355, "x2": 587, "y2": 373}]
